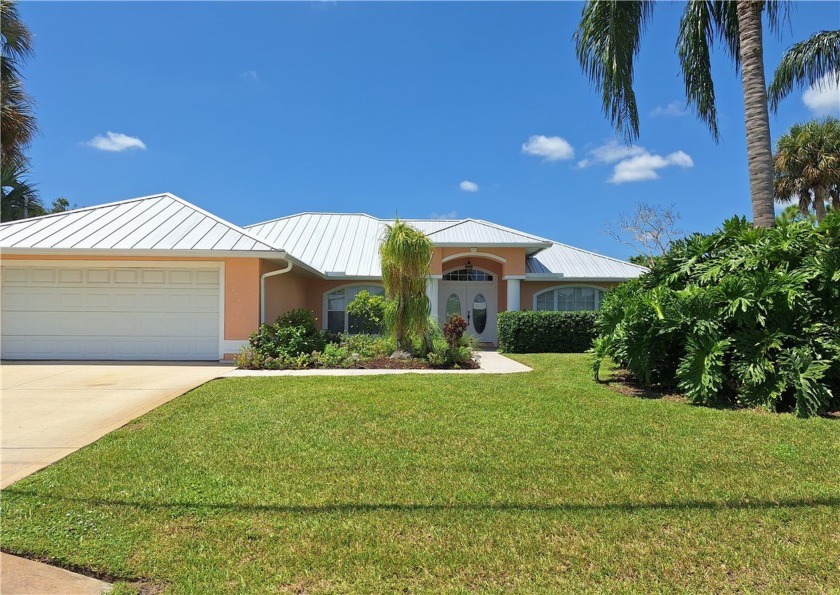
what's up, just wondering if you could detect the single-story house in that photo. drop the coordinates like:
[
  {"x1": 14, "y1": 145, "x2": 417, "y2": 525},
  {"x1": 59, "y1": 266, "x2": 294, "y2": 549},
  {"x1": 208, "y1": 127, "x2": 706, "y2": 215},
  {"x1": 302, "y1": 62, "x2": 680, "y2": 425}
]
[{"x1": 0, "y1": 193, "x2": 646, "y2": 360}]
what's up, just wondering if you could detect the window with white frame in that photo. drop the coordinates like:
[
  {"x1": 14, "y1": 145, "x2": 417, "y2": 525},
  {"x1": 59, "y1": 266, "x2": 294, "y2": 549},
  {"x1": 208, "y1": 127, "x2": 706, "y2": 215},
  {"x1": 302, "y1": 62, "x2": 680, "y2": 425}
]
[
  {"x1": 534, "y1": 286, "x2": 604, "y2": 312},
  {"x1": 325, "y1": 285, "x2": 385, "y2": 334}
]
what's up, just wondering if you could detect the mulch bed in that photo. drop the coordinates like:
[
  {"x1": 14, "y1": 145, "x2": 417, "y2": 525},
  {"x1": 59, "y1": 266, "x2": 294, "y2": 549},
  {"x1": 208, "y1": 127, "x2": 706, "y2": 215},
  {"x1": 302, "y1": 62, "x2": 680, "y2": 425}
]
[{"x1": 600, "y1": 368, "x2": 687, "y2": 403}]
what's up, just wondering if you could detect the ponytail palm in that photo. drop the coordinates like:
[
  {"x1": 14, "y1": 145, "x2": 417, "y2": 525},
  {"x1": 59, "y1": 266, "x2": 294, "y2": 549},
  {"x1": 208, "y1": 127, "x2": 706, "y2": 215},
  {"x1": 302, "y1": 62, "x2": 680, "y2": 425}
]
[
  {"x1": 575, "y1": 0, "x2": 786, "y2": 228},
  {"x1": 379, "y1": 220, "x2": 433, "y2": 353}
]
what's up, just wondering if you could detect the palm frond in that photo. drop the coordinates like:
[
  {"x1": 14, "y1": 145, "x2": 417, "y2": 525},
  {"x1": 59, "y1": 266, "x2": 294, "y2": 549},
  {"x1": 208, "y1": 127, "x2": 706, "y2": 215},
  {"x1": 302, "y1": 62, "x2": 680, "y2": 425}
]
[
  {"x1": 678, "y1": 0, "x2": 720, "y2": 141},
  {"x1": 575, "y1": 0, "x2": 654, "y2": 143},
  {"x1": 768, "y1": 29, "x2": 840, "y2": 111}
]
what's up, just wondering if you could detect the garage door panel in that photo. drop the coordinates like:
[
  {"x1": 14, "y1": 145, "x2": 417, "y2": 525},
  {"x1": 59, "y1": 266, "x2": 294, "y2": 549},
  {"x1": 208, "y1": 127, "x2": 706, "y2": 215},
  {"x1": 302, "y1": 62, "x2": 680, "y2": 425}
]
[{"x1": 1, "y1": 264, "x2": 221, "y2": 360}]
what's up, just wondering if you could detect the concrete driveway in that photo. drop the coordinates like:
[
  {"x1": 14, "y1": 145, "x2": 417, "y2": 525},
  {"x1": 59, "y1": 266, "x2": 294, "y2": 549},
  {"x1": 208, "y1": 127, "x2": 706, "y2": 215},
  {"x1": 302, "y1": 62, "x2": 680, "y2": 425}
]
[{"x1": 1, "y1": 362, "x2": 233, "y2": 488}]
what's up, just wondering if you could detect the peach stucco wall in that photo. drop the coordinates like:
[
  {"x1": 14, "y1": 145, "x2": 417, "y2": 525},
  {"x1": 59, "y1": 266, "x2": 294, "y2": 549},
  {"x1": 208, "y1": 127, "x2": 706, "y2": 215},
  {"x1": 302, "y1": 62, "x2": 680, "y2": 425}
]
[
  {"x1": 0, "y1": 254, "x2": 265, "y2": 342},
  {"x1": 434, "y1": 247, "x2": 526, "y2": 277},
  {"x1": 520, "y1": 281, "x2": 618, "y2": 311},
  {"x1": 261, "y1": 263, "x2": 309, "y2": 323}
]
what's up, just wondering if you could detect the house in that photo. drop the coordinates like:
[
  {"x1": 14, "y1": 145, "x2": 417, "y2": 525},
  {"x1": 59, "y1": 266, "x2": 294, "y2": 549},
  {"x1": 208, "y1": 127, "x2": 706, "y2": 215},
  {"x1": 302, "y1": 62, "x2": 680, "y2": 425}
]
[{"x1": 0, "y1": 193, "x2": 646, "y2": 360}]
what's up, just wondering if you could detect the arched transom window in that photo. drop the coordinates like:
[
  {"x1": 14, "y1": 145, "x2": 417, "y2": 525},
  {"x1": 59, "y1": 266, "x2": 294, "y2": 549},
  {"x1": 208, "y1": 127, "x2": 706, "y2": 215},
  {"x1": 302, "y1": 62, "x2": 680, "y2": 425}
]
[
  {"x1": 325, "y1": 285, "x2": 385, "y2": 334},
  {"x1": 534, "y1": 286, "x2": 604, "y2": 312},
  {"x1": 442, "y1": 268, "x2": 494, "y2": 281}
]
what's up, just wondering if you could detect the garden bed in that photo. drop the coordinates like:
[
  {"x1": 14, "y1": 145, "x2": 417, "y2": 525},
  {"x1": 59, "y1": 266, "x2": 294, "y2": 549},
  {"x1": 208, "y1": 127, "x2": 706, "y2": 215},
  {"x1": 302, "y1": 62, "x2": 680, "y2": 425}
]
[{"x1": 357, "y1": 357, "x2": 480, "y2": 370}]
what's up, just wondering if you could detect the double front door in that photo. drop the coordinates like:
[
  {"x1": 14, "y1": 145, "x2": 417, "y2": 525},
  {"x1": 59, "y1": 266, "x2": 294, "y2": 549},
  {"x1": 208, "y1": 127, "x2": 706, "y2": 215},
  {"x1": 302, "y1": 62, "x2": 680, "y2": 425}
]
[{"x1": 438, "y1": 281, "x2": 498, "y2": 344}]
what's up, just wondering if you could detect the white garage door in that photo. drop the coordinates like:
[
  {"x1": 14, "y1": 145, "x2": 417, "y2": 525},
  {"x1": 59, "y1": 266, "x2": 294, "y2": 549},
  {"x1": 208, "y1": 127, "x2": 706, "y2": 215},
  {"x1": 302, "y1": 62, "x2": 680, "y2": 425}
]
[{"x1": 1, "y1": 263, "x2": 221, "y2": 360}]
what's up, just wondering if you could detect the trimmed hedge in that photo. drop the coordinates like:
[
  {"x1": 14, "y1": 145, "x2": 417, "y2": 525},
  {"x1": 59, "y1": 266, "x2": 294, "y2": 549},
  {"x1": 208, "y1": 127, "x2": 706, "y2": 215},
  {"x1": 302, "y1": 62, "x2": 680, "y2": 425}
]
[{"x1": 498, "y1": 310, "x2": 597, "y2": 353}]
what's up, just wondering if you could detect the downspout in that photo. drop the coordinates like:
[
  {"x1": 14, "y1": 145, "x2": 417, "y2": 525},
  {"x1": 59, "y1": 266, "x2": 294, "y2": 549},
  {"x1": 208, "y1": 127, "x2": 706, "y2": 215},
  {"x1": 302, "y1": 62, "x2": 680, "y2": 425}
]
[{"x1": 260, "y1": 259, "x2": 293, "y2": 324}]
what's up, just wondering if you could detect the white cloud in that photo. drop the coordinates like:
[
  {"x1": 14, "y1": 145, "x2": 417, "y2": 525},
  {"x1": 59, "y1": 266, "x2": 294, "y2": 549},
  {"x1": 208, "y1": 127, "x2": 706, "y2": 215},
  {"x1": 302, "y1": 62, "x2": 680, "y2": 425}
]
[
  {"x1": 431, "y1": 210, "x2": 458, "y2": 220},
  {"x1": 521, "y1": 135, "x2": 575, "y2": 161},
  {"x1": 803, "y1": 73, "x2": 840, "y2": 116},
  {"x1": 459, "y1": 180, "x2": 479, "y2": 192},
  {"x1": 609, "y1": 151, "x2": 694, "y2": 184},
  {"x1": 577, "y1": 140, "x2": 646, "y2": 168},
  {"x1": 85, "y1": 131, "x2": 146, "y2": 152},
  {"x1": 651, "y1": 100, "x2": 687, "y2": 118},
  {"x1": 240, "y1": 70, "x2": 259, "y2": 81}
]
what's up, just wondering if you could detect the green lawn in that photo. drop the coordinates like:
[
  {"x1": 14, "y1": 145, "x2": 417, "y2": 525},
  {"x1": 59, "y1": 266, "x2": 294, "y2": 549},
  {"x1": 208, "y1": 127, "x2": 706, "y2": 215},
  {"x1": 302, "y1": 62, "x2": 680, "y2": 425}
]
[{"x1": 2, "y1": 354, "x2": 838, "y2": 594}]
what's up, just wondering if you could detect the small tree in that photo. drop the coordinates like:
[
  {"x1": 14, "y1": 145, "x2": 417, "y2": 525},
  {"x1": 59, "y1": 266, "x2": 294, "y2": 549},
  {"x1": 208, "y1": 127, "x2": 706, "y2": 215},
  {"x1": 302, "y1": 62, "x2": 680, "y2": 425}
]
[
  {"x1": 379, "y1": 220, "x2": 433, "y2": 353},
  {"x1": 346, "y1": 290, "x2": 386, "y2": 335},
  {"x1": 604, "y1": 202, "x2": 682, "y2": 268}
]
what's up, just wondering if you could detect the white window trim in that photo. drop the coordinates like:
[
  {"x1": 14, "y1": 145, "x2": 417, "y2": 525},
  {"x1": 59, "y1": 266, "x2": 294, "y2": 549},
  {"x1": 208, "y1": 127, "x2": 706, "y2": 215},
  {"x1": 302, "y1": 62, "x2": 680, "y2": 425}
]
[
  {"x1": 322, "y1": 283, "x2": 385, "y2": 333},
  {"x1": 440, "y1": 265, "x2": 497, "y2": 283},
  {"x1": 532, "y1": 284, "x2": 605, "y2": 312}
]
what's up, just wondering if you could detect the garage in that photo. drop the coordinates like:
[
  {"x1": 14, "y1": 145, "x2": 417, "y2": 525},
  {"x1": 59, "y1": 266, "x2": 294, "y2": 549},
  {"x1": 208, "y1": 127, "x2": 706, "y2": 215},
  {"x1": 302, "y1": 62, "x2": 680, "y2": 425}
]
[{"x1": 1, "y1": 263, "x2": 222, "y2": 360}]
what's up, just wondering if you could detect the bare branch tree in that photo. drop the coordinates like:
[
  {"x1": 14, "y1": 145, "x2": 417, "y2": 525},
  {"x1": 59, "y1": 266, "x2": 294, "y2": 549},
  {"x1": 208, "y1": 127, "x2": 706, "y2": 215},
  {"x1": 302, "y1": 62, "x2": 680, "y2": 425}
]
[{"x1": 604, "y1": 202, "x2": 683, "y2": 268}]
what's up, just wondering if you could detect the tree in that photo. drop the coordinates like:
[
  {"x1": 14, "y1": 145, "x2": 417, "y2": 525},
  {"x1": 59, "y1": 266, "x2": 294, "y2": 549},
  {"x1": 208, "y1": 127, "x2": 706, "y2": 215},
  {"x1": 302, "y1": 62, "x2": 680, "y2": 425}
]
[
  {"x1": 774, "y1": 118, "x2": 840, "y2": 222},
  {"x1": 768, "y1": 29, "x2": 840, "y2": 112},
  {"x1": 1, "y1": 0, "x2": 39, "y2": 221},
  {"x1": 379, "y1": 220, "x2": 433, "y2": 354},
  {"x1": 575, "y1": 0, "x2": 786, "y2": 228},
  {"x1": 605, "y1": 202, "x2": 682, "y2": 268}
]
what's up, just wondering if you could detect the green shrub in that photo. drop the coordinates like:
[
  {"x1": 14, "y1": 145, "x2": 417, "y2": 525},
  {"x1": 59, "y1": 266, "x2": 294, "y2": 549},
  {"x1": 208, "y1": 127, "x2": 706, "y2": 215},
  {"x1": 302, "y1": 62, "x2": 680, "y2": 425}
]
[
  {"x1": 498, "y1": 311, "x2": 598, "y2": 353},
  {"x1": 340, "y1": 333, "x2": 395, "y2": 360},
  {"x1": 313, "y1": 343, "x2": 353, "y2": 368},
  {"x1": 592, "y1": 215, "x2": 840, "y2": 417},
  {"x1": 247, "y1": 308, "x2": 326, "y2": 359},
  {"x1": 346, "y1": 290, "x2": 386, "y2": 334},
  {"x1": 427, "y1": 316, "x2": 476, "y2": 367}
]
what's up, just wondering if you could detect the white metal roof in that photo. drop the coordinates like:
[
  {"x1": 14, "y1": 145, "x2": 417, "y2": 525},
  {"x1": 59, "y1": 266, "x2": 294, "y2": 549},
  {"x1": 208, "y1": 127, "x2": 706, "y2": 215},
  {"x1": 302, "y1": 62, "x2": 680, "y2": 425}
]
[
  {"x1": 0, "y1": 193, "x2": 282, "y2": 255},
  {"x1": 246, "y1": 212, "x2": 644, "y2": 280},
  {"x1": 526, "y1": 242, "x2": 647, "y2": 279}
]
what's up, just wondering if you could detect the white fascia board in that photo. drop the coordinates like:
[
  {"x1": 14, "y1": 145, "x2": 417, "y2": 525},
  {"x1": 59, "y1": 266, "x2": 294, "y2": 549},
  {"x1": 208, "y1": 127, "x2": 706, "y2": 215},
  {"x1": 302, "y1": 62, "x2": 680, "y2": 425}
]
[
  {"x1": 524, "y1": 274, "x2": 636, "y2": 282},
  {"x1": 0, "y1": 248, "x2": 288, "y2": 259},
  {"x1": 432, "y1": 242, "x2": 552, "y2": 248}
]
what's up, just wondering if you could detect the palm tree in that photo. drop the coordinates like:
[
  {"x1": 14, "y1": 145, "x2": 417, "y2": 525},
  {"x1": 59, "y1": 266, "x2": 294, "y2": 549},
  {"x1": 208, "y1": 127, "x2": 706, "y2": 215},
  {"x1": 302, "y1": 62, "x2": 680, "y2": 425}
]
[
  {"x1": 575, "y1": 0, "x2": 785, "y2": 228},
  {"x1": 768, "y1": 29, "x2": 840, "y2": 112},
  {"x1": 1, "y1": 0, "x2": 36, "y2": 169},
  {"x1": 774, "y1": 118, "x2": 840, "y2": 222},
  {"x1": 379, "y1": 220, "x2": 433, "y2": 354},
  {"x1": 1, "y1": 0, "x2": 39, "y2": 221}
]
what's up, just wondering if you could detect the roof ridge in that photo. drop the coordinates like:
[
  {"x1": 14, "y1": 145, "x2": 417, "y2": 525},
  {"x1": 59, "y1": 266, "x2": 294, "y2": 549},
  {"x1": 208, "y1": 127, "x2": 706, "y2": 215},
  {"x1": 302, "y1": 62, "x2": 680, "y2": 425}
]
[
  {"x1": 469, "y1": 218, "x2": 553, "y2": 243},
  {"x1": 164, "y1": 194, "x2": 283, "y2": 251},
  {"x1": 0, "y1": 192, "x2": 174, "y2": 228},
  {"x1": 246, "y1": 212, "x2": 380, "y2": 228}
]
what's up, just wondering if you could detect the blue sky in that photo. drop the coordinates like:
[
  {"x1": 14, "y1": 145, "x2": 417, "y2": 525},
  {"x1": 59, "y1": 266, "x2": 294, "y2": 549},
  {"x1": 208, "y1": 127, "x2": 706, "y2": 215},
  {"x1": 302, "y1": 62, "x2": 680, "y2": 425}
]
[{"x1": 20, "y1": 1, "x2": 840, "y2": 259}]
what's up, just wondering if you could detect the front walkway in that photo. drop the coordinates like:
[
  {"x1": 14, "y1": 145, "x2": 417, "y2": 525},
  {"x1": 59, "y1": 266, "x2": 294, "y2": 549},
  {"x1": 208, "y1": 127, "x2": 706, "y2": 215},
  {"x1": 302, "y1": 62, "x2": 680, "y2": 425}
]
[{"x1": 222, "y1": 350, "x2": 531, "y2": 377}]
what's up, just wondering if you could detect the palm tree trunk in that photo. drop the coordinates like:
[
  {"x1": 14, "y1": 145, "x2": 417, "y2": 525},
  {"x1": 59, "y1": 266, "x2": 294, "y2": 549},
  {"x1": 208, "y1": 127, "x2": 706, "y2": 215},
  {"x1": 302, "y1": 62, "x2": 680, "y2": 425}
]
[
  {"x1": 814, "y1": 186, "x2": 827, "y2": 222},
  {"x1": 736, "y1": 0, "x2": 776, "y2": 228}
]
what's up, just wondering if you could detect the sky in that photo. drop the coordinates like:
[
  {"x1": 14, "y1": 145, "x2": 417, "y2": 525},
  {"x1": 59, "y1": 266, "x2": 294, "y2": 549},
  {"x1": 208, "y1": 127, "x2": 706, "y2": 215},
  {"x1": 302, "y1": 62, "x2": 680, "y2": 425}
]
[{"x1": 19, "y1": 1, "x2": 840, "y2": 259}]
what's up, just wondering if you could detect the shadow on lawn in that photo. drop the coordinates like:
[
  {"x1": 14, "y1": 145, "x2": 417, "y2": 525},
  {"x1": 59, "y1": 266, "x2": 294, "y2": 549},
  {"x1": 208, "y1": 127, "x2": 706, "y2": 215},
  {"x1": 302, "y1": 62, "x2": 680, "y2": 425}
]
[{"x1": 6, "y1": 489, "x2": 839, "y2": 515}]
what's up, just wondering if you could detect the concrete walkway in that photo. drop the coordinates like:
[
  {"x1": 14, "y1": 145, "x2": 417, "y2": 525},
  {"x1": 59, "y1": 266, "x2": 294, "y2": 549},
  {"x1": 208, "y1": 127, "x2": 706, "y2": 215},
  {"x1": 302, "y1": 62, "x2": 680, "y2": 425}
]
[
  {"x1": 222, "y1": 350, "x2": 531, "y2": 377},
  {"x1": 0, "y1": 553, "x2": 110, "y2": 594}
]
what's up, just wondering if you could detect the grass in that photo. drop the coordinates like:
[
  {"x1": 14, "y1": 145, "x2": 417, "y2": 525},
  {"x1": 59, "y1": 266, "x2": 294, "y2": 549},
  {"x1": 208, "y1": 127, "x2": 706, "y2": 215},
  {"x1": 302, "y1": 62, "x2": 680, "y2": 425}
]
[{"x1": 2, "y1": 354, "x2": 838, "y2": 593}]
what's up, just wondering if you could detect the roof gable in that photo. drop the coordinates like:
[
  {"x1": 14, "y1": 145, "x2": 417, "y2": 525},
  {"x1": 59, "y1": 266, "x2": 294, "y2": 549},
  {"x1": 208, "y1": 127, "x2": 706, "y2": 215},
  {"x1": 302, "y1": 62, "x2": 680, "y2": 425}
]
[
  {"x1": 0, "y1": 193, "x2": 281, "y2": 254},
  {"x1": 424, "y1": 219, "x2": 552, "y2": 247}
]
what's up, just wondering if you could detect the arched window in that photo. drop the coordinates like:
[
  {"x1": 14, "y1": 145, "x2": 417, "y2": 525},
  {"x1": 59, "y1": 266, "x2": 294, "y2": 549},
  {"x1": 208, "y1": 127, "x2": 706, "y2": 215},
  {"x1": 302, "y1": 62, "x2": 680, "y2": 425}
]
[
  {"x1": 324, "y1": 285, "x2": 385, "y2": 334},
  {"x1": 534, "y1": 286, "x2": 604, "y2": 312},
  {"x1": 442, "y1": 268, "x2": 493, "y2": 281}
]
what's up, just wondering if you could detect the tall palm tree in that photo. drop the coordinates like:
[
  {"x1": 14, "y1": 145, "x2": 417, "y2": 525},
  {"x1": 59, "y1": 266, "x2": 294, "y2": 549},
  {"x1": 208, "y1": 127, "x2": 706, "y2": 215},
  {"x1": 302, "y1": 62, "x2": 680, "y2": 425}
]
[
  {"x1": 1, "y1": 0, "x2": 36, "y2": 169},
  {"x1": 379, "y1": 220, "x2": 433, "y2": 354},
  {"x1": 1, "y1": 0, "x2": 39, "y2": 221},
  {"x1": 774, "y1": 118, "x2": 840, "y2": 222},
  {"x1": 768, "y1": 29, "x2": 840, "y2": 112},
  {"x1": 575, "y1": 0, "x2": 785, "y2": 228}
]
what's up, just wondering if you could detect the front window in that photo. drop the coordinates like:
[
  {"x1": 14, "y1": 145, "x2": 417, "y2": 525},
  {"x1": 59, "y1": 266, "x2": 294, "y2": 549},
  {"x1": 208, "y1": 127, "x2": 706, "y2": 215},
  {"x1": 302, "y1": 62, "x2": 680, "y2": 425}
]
[
  {"x1": 534, "y1": 287, "x2": 603, "y2": 312},
  {"x1": 442, "y1": 268, "x2": 493, "y2": 281},
  {"x1": 325, "y1": 285, "x2": 385, "y2": 334}
]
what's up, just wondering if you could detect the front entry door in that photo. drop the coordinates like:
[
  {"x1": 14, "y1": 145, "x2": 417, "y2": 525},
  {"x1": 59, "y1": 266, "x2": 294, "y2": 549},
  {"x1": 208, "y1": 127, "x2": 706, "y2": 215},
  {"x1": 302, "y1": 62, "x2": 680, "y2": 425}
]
[{"x1": 439, "y1": 281, "x2": 498, "y2": 344}]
